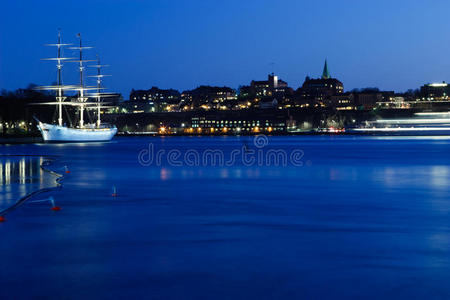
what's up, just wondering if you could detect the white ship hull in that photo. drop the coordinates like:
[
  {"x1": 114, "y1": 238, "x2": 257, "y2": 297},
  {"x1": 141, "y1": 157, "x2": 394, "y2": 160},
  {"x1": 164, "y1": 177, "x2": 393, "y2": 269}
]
[{"x1": 37, "y1": 122, "x2": 117, "y2": 142}]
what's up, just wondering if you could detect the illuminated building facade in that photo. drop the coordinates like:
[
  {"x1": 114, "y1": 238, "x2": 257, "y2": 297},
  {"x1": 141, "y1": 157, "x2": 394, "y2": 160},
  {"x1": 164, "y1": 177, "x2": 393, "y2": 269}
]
[
  {"x1": 129, "y1": 87, "x2": 181, "y2": 112},
  {"x1": 250, "y1": 74, "x2": 288, "y2": 97},
  {"x1": 326, "y1": 93, "x2": 355, "y2": 110},
  {"x1": 181, "y1": 86, "x2": 236, "y2": 110},
  {"x1": 190, "y1": 112, "x2": 286, "y2": 133},
  {"x1": 420, "y1": 82, "x2": 450, "y2": 101},
  {"x1": 118, "y1": 101, "x2": 156, "y2": 114}
]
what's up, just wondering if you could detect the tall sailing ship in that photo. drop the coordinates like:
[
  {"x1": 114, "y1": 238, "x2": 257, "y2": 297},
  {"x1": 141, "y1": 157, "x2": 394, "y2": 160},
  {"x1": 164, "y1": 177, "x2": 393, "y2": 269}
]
[{"x1": 36, "y1": 31, "x2": 117, "y2": 142}]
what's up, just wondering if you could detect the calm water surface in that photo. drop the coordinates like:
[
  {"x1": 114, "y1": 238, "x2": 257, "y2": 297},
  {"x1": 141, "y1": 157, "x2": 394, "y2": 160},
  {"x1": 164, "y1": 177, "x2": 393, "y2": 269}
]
[
  {"x1": 0, "y1": 156, "x2": 55, "y2": 211},
  {"x1": 1, "y1": 136, "x2": 450, "y2": 299}
]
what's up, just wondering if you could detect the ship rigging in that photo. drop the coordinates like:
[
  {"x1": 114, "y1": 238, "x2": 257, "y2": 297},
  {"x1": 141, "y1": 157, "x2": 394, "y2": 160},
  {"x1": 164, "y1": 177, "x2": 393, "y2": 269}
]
[{"x1": 35, "y1": 31, "x2": 117, "y2": 142}]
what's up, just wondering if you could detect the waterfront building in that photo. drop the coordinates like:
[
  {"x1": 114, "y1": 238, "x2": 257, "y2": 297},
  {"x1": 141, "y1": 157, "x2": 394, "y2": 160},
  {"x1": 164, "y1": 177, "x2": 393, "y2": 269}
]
[
  {"x1": 326, "y1": 93, "x2": 356, "y2": 110},
  {"x1": 116, "y1": 100, "x2": 156, "y2": 114},
  {"x1": 258, "y1": 98, "x2": 279, "y2": 109},
  {"x1": 299, "y1": 60, "x2": 344, "y2": 103},
  {"x1": 354, "y1": 92, "x2": 383, "y2": 110},
  {"x1": 244, "y1": 73, "x2": 293, "y2": 110},
  {"x1": 129, "y1": 87, "x2": 181, "y2": 112},
  {"x1": 180, "y1": 91, "x2": 194, "y2": 111},
  {"x1": 377, "y1": 95, "x2": 410, "y2": 109},
  {"x1": 181, "y1": 86, "x2": 236, "y2": 110},
  {"x1": 190, "y1": 111, "x2": 287, "y2": 133},
  {"x1": 250, "y1": 74, "x2": 288, "y2": 97},
  {"x1": 420, "y1": 82, "x2": 450, "y2": 101},
  {"x1": 350, "y1": 90, "x2": 395, "y2": 110}
]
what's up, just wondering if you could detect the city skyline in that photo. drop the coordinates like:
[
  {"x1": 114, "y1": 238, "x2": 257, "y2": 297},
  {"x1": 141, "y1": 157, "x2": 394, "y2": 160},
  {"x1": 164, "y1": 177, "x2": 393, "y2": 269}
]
[{"x1": 2, "y1": 0, "x2": 450, "y2": 97}]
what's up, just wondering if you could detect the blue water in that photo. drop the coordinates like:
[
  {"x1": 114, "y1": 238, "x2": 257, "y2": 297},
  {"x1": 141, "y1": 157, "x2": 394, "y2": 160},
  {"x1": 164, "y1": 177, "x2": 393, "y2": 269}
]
[
  {"x1": 0, "y1": 156, "x2": 56, "y2": 211},
  {"x1": 1, "y1": 136, "x2": 450, "y2": 299}
]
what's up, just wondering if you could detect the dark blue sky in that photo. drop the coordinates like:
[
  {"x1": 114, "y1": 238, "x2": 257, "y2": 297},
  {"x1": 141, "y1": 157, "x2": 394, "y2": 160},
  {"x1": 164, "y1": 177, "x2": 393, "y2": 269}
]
[{"x1": 1, "y1": 0, "x2": 450, "y2": 98}]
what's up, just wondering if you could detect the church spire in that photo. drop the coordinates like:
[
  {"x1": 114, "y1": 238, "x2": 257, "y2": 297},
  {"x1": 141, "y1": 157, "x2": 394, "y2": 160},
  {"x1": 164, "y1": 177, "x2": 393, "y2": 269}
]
[{"x1": 322, "y1": 59, "x2": 330, "y2": 79}]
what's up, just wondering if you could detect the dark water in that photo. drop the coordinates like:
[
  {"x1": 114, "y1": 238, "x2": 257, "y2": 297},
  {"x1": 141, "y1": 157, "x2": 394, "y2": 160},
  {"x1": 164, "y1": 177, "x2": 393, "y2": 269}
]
[{"x1": 1, "y1": 136, "x2": 450, "y2": 299}]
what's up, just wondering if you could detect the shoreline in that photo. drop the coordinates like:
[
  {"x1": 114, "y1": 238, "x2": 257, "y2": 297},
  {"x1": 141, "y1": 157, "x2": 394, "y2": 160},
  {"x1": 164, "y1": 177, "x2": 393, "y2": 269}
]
[
  {"x1": 3, "y1": 132, "x2": 450, "y2": 145},
  {"x1": 0, "y1": 136, "x2": 43, "y2": 144},
  {"x1": 0, "y1": 156, "x2": 64, "y2": 218}
]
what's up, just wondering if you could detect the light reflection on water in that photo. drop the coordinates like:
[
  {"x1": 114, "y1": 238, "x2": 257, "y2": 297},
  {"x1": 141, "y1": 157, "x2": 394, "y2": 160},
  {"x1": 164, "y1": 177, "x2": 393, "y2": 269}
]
[{"x1": 0, "y1": 157, "x2": 54, "y2": 210}]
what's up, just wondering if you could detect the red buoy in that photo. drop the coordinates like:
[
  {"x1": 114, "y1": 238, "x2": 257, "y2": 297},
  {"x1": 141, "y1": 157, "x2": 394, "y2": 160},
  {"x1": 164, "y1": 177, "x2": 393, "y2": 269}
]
[
  {"x1": 65, "y1": 170, "x2": 71, "y2": 174},
  {"x1": 51, "y1": 206, "x2": 62, "y2": 211},
  {"x1": 111, "y1": 193, "x2": 117, "y2": 197},
  {"x1": 0, "y1": 216, "x2": 5, "y2": 222}
]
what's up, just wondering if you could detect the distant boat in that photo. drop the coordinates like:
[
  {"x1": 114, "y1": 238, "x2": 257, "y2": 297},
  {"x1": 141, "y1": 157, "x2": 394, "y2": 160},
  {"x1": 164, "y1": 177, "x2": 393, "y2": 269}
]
[
  {"x1": 36, "y1": 31, "x2": 117, "y2": 142},
  {"x1": 346, "y1": 112, "x2": 450, "y2": 135}
]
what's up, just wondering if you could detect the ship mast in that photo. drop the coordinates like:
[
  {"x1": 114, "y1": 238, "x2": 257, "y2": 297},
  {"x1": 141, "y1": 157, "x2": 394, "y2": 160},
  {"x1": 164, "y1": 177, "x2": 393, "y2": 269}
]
[
  {"x1": 41, "y1": 30, "x2": 73, "y2": 126},
  {"x1": 95, "y1": 56, "x2": 102, "y2": 127},
  {"x1": 88, "y1": 56, "x2": 111, "y2": 128},
  {"x1": 68, "y1": 33, "x2": 95, "y2": 128},
  {"x1": 77, "y1": 33, "x2": 86, "y2": 128},
  {"x1": 56, "y1": 30, "x2": 63, "y2": 126}
]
